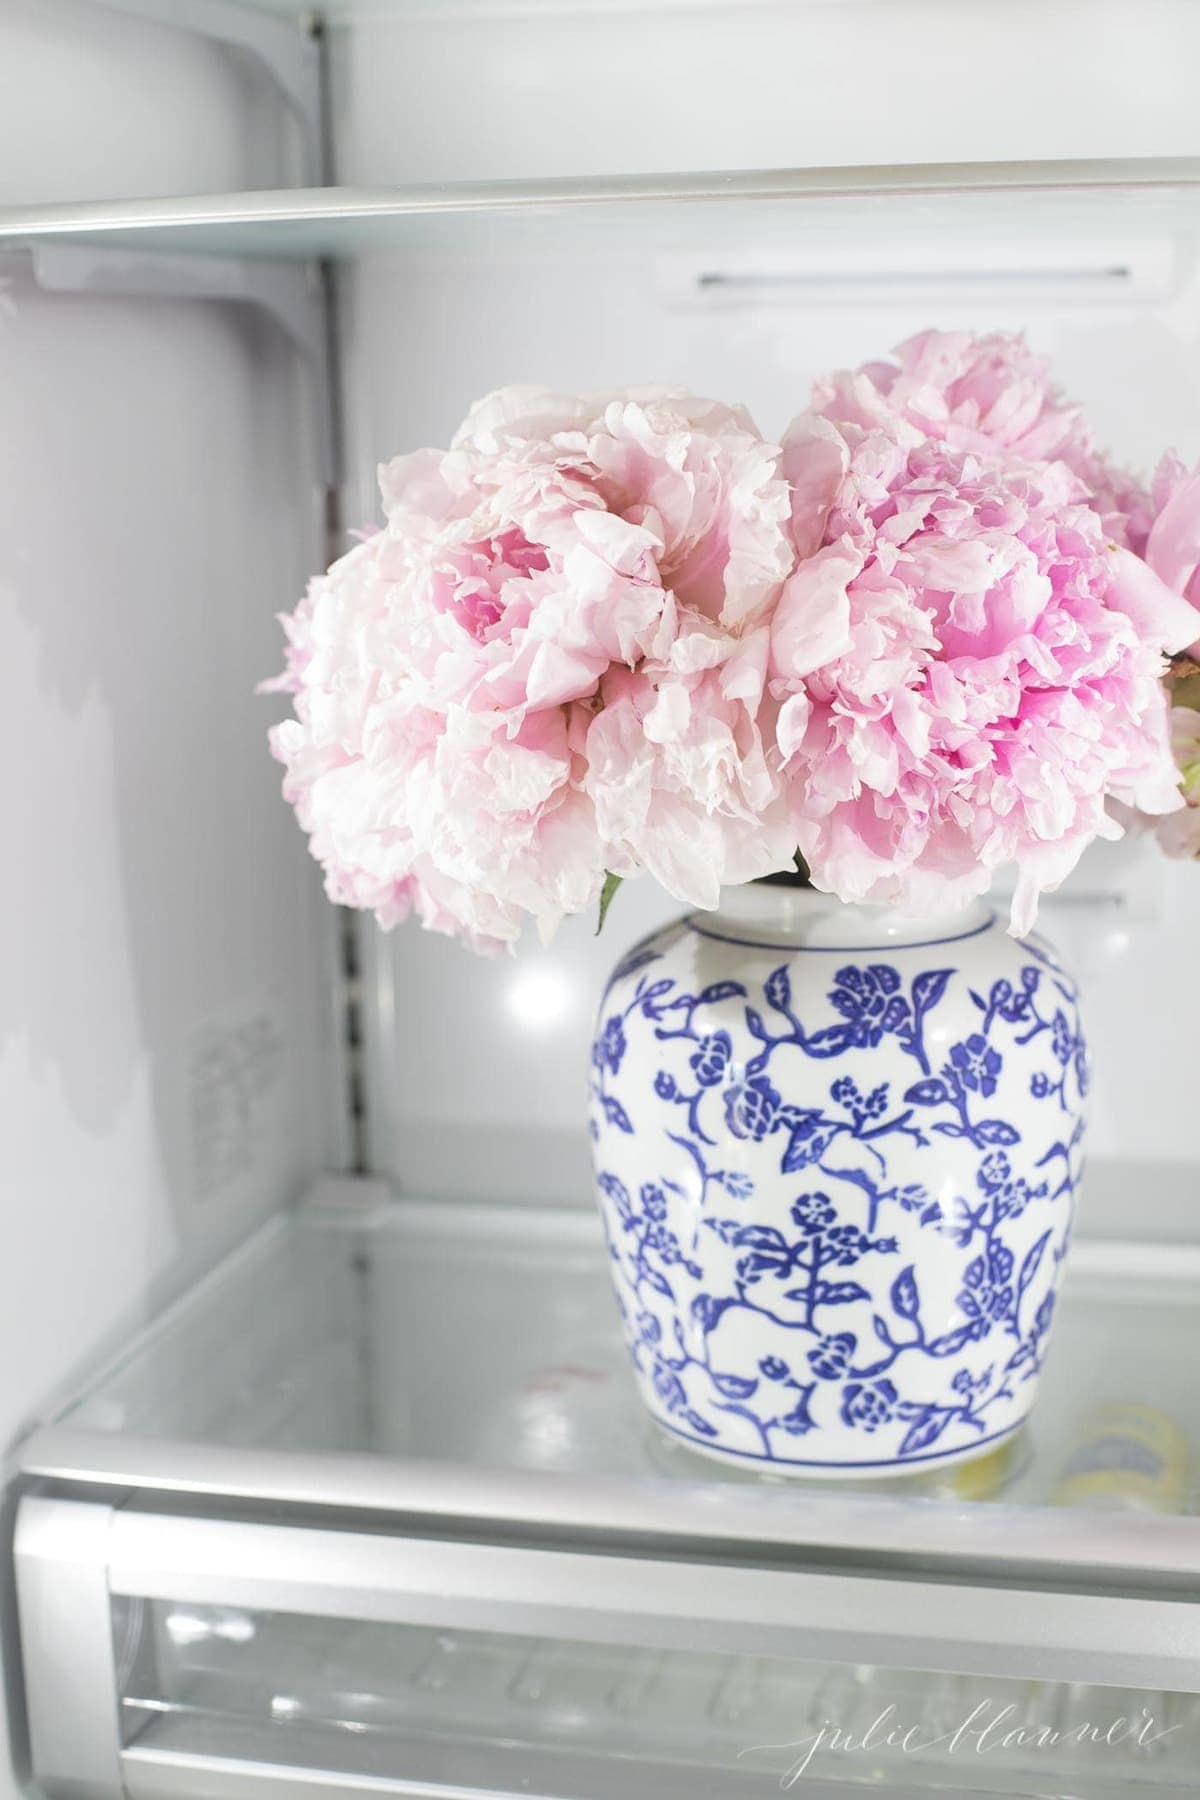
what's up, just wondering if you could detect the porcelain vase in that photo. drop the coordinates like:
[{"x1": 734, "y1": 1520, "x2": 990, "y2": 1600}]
[{"x1": 588, "y1": 883, "x2": 1088, "y2": 1477}]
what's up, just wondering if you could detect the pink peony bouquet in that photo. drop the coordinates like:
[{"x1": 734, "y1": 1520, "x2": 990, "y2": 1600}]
[{"x1": 265, "y1": 333, "x2": 1200, "y2": 950}]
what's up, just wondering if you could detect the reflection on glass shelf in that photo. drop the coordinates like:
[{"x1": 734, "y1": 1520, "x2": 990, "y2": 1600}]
[
  {"x1": 116, "y1": 1600, "x2": 1200, "y2": 1796},
  {"x1": 0, "y1": 161, "x2": 1198, "y2": 260},
  {"x1": 46, "y1": 1188, "x2": 1200, "y2": 1520}
]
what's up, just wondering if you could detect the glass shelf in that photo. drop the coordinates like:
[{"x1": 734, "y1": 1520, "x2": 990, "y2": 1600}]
[
  {"x1": 19, "y1": 1177, "x2": 1200, "y2": 1794},
  {"x1": 1, "y1": 160, "x2": 1199, "y2": 261},
  {"x1": 20, "y1": 1180, "x2": 1200, "y2": 1587}
]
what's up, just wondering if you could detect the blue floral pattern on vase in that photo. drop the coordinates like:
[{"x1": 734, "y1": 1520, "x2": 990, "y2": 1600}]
[{"x1": 589, "y1": 897, "x2": 1087, "y2": 1475}]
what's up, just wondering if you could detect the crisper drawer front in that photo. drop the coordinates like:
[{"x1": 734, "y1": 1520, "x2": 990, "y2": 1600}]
[{"x1": 13, "y1": 1495, "x2": 1200, "y2": 1799}]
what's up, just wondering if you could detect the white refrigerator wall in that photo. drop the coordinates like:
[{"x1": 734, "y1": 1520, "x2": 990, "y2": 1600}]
[
  {"x1": 0, "y1": 16, "x2": 329, "y2": 1788},
  {"x1": 337, "y1": 0, "x2": 1200, "y2": 1205},
  {"x1": 333, "y1": 0, "x2": 1200, "y2": 183}
]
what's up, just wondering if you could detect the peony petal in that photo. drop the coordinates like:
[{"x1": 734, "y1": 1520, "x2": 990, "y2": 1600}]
[
  {"x1": 770, "y1": 540, "x2": 860, "y2": 679},
  {"x1": 1107, "y1": 545, "x2": 1200, "y2": 653},
  {"x1": 1145, "y1": 463, "x2": 1200, "y2": 600},
  {"x1": 780, "y1": 413, "x2": 850, "y2": 559}
]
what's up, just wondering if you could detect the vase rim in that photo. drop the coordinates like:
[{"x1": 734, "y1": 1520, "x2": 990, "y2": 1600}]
[{"x1": 694, "y1": 884, "x2": 996, "y2": 950}]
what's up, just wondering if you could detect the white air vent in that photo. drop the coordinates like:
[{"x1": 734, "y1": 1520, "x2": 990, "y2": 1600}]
[{"x1": 657, "y1": 238, "x2": 1175, "y2": 307}]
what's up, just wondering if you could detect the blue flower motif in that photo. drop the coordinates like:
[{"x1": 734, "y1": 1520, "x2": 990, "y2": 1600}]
[
  {"x1": 949, "y1": 1034, "x2": 1002, "y2": 1098},
  {"x1": 989, "y1": 1242, "x2": 1014, "y2": 1284},
  {"x1": 644, "y1": 1222, "x2": 682, "y2": 1263},
  {"x1": 995, "y1": 1180, "x2": 1033, "y2": 1221},
  {"x1": 689, "y1": 1030, "x2": 733, "y2": 1088},
  {"x1": 958, "y1": 1242, "x2": 1015, "y2": 1338},
  {"x1": 641, "y1": 1183, "x2": 668, "y2": 1223},
  {"x1": 808, "y1": 1331, "x2": 856, "y2": 1380},
  {"x1": 840, "y1": 1379, "x2": 898, "y2": 1432},
  {"x1": 825, "y1": 1223, "x2": 874, "y2": 1266},
  {"x1": 790, "y1": 1192, "x2": 836, "y2": 1234},
  {"x1": 593, "y1": 1015, "x2": 627, "y2": 1076},
  {"x1": 991, "y1": 977, "x2": 1037, "y2": 1024},
  {"x1": 978, "y1": 1152, "x2": 1012, "y2": 1191},
  {"x1": 952, "y1": 1367, "x2": 989, "y2": 1401},
  {"x1": 830, "y1": 1074, "x2": 888, "y2": 1118},
  {"x1": 596, "y1": 928, "x2": 1085, "y2": 1462},
  {"x1": 828, "y1": 965, "x2": 910, "y2": 1046},
  {"x1": 724, "y1": 1075, "x2": 782, "y2": 1141}
]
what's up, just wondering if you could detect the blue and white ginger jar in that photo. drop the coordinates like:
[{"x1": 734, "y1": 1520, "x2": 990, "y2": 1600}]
[{"x1": 588, "y1": 884, "x2": 1088, "y2": 1477}]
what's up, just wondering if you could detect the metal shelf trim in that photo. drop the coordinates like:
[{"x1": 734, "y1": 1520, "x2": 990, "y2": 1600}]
[
  {"x1": 19, "y1": 1420, "x2": 1200, "y2": 1589},
  {"x1": 122, "y1": 1746, "x2": 511, "y2": 1800},
  {"x1": 104, "y1": 1508, "x2": 1200, "y2": 1692},
  {"x1": 0, "y1": 158, "x2": 1199, "y2": 256}
]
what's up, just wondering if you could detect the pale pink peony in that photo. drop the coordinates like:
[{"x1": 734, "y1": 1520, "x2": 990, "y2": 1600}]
[
  {"x1": 1118, "y1": 453, "x2": 1200, "y2": 854},
  {"x1": 770, "y1": 411, "x2": 1200, "y2": 933},
  {"x1": 813, "y1": 329, "x2": 1152, "y2": 548},
  {"x1": 1141, "y1": 452, "x2": 1200, "y2": 646},
  {"x1": 265, "y1": 386, "x2": 798, "y2": 947},
  {"x1": 585, "y1": 619, "x2": 794, "y2": 907}
]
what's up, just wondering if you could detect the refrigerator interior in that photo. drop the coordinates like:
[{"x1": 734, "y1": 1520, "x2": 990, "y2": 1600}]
[
  {"x1": 5, "y1": 1, "x2": 1200, "y2": 1797},
  {"x1": 0, "y1": 0, "x2": 330, "y2": 1489},
  {"x1": 329, "y1": 1, "x2": 1200, "y2": 1205},
  {"x1": 10, "y1": 1191, "x2": 1200, "y2": 1793}
]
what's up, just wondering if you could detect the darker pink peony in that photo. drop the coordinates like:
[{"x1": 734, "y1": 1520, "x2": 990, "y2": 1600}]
[
  {"x1": 770, "y1": 410, "x2": 1200, "y2": 932},
  {"x1": 813, "y1": 329, "x2": 1153, "y2": 549}
]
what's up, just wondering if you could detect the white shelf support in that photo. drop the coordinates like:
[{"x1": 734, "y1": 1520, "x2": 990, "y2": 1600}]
[
  {"x1": 2, "y1": 242, "x2": 339, "y2": 487},
  {"x1": 92, "y1": 0, "x2": 325, "y2": 185}
]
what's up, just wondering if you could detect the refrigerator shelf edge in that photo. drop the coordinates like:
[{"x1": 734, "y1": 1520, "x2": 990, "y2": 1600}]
[
  {"x1": 15, "y1": 1493, "x2": 1200, "y2": 1701},
  {"x1": 0, "y1": 157, "x2": 1198, "y2": 259},
  {"x1": 17, "y1": 1419, "x2": 1200, "y2": 1590},
  {"x1": 12, "y1": 1187, "x2": 1200, "y2": 1594}
]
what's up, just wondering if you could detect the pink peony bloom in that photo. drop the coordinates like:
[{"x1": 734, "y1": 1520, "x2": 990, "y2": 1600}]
[
  {"x1": 813, "y1": 329, "x2": 1152, "y2": 548},
  {"x1": 770, "y1": 413, "x2": 1200, "y2": 933},
  {"x1": 1141, "y1": 453, "x2": 1200, "y2": 650},
  {"x1": 585, "y1": 616, "x2": 795, "y2": 908},
  {"x1": 265, "y1": 386, "x2": 798, "y2": 947}
]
